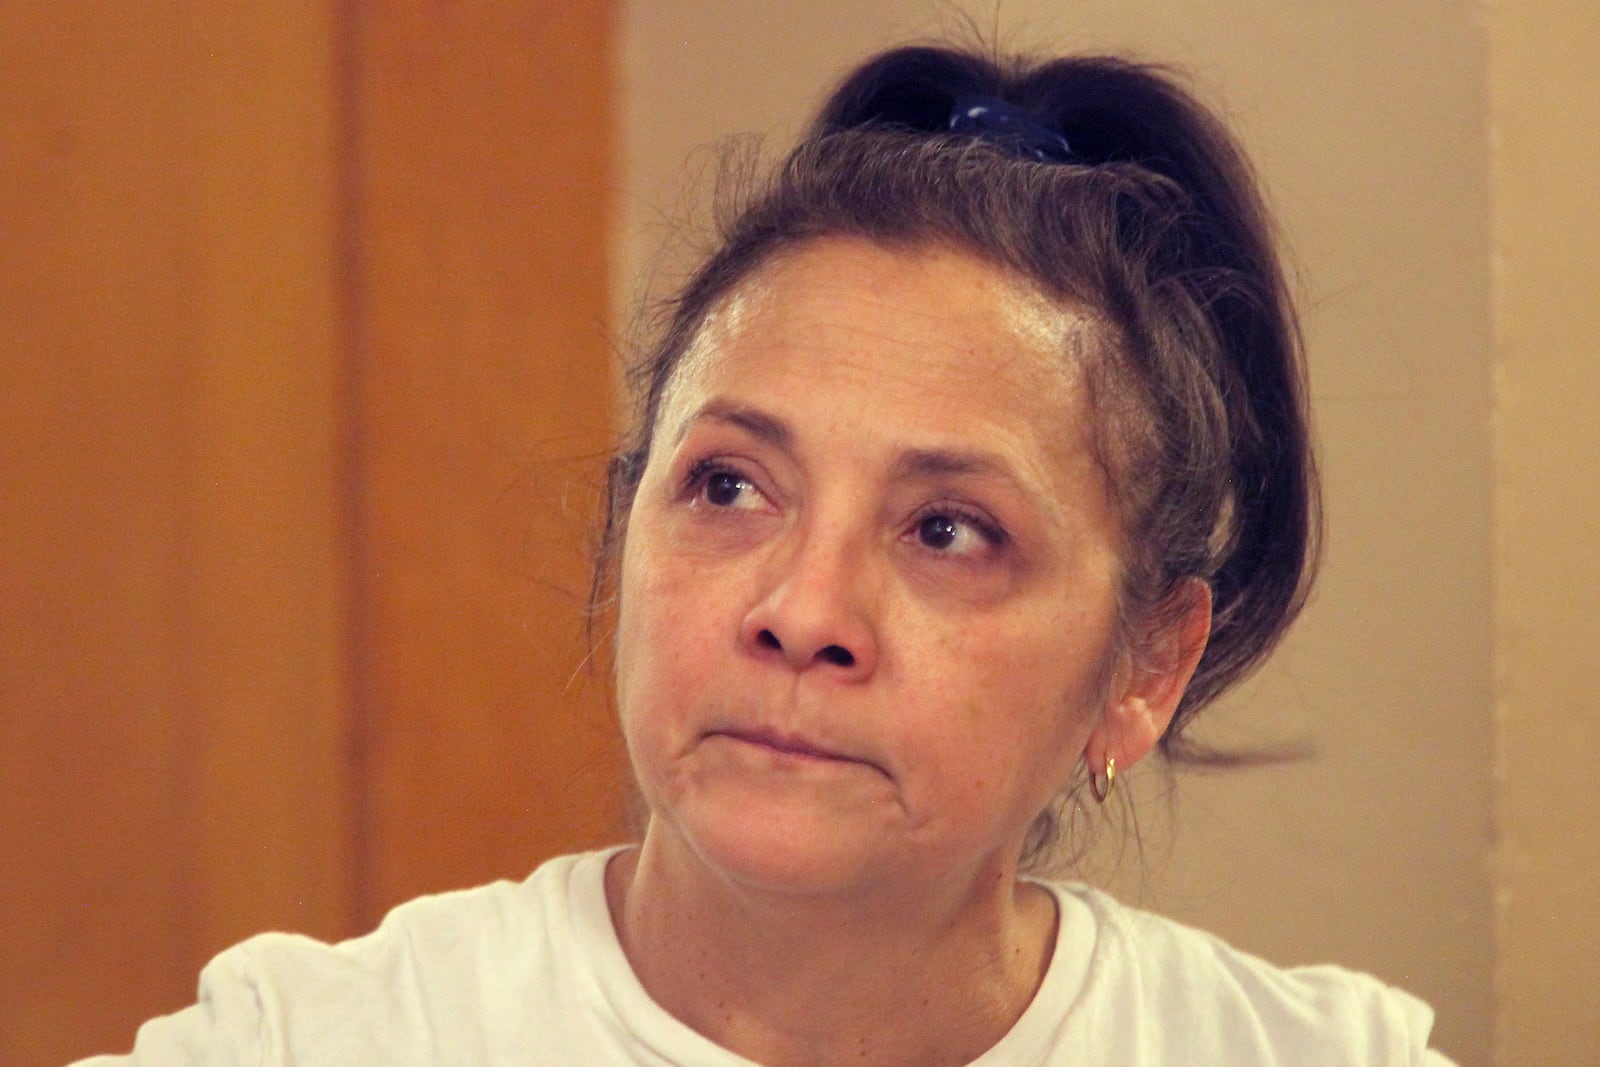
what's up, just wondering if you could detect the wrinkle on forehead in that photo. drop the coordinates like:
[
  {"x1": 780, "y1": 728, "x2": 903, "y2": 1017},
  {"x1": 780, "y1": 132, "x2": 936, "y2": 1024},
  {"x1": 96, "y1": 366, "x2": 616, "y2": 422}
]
[{"x1": 658, "y1": 239, "x2": 1097, "y2": 447}]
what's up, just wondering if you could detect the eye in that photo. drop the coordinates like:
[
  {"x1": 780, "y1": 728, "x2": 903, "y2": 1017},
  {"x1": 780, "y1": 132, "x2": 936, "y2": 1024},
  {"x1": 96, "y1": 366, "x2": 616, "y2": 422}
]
[
  {"x1": 687, "y1": 460, "x2": 769, "y2": 512},
  {"x1": 909, "y1": 507, "x2": 1005, "y2": 558}
]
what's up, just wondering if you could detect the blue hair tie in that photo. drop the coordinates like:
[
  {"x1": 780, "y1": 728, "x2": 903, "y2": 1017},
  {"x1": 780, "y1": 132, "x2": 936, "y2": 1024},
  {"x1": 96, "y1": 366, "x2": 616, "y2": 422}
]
[{"x1": 948, "y1": 95, "x2": 1073, "y2": 163}]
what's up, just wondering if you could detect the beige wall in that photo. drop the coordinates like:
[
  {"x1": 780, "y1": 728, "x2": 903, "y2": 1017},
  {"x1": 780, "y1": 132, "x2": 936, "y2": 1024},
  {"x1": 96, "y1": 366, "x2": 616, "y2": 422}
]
[
  {"x1": 618, "y1": 3, "x2": 1500, "y2": 1062},
  {"x1": 1491, "y1": 2, "x2": 1600, "y2": 1064}
]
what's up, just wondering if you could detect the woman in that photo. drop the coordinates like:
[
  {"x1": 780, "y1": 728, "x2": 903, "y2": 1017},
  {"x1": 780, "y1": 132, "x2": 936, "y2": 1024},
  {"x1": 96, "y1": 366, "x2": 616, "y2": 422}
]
[{"x1": 80, "y1": 44, "x2": 1453, "y2": 1066}]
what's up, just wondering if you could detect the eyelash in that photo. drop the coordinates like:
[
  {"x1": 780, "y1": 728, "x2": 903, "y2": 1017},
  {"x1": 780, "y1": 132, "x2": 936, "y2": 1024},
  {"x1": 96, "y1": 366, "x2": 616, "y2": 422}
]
[
  {"x1": 683, "y1": 457, "x2": 1008, "y2": 558},
  {"x1": 683, "y1": 458, "x2": 764, "y2": 507},
  {"x1": 907, "y1": 503, "x2": 1009, "y2": 556}
]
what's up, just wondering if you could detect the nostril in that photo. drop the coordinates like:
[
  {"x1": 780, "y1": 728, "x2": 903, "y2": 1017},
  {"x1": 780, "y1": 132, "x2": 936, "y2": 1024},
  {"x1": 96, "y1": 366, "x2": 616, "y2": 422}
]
[
  {"x1": 752, "y1": 629, "x2": 857, "y2": 670},
  {"x1": 818, "y1": 645, "x2": 855, "y2": 668}
]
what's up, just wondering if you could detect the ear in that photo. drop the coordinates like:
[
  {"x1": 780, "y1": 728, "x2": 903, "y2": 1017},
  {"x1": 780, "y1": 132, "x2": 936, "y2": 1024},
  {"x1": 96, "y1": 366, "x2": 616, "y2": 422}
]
[{"x1": 1088, "y1": 579, "x2": 1212, "y2": 773}]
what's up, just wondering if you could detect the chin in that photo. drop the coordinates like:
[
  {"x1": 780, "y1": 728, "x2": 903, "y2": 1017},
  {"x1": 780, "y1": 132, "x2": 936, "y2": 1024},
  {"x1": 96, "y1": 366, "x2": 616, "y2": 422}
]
[{"x1": 664, "y1": 790, "x2": 902, "y2": 898}]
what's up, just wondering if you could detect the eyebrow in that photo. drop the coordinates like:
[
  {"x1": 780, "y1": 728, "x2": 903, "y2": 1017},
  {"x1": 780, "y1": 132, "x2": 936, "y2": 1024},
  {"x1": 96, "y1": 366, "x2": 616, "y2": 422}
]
[
  {"x1": 890, "y1": 448, "x2": 1029, "y2": 491},
  {"x1": 675, "y1": 400, "x2": 792, "y2": 449},
  {"x1": 680, "y1": 400, "x2": 1033, "y2": 492}
]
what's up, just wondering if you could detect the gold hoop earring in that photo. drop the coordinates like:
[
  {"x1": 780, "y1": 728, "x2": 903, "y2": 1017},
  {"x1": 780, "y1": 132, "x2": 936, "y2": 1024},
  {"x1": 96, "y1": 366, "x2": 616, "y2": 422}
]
[{"x1": 1089, "y1": 756, "x2": 1116, "y2": 804}]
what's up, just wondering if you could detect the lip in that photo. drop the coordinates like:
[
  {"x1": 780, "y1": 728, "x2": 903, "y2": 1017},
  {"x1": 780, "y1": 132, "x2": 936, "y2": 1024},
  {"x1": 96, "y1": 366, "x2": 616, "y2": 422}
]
[{"x1": 707, "y1": 728, "x2": 872, "y2": 768}]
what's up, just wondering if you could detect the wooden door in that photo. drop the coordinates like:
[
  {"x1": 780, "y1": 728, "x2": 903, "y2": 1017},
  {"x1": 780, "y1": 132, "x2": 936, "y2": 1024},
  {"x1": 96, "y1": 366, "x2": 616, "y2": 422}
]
[{"x1": 1, "y1": 4, "x2": 623, "y2": 1064}]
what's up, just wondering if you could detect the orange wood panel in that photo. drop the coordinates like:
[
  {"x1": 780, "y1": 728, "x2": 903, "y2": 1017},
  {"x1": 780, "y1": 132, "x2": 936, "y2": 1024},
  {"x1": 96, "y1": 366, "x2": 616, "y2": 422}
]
[
  {"x1": 349, "y1": 0, "x2": 626, "y2": 924},
  {"x1": 174, "y1": 1, "x2": 357, "y2": 959},
  {"x1": 2, "y1": 3, "x2": 621, "y2": 1062},
  {"x1": 2, "y1": 4, "x2": 353, "y2": 1063}
]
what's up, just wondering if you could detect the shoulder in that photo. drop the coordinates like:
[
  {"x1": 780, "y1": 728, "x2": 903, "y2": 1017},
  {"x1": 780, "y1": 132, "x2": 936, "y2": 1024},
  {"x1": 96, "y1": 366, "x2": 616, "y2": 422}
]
[
  {"x1": 239, "y1": 849, "x2": 583, "y2": 978},
  {"x1": 85, "y1": 850, "x2": 617, "y2": 1065},
  {"x1": 1044, "y1": 882, "x2": 1447, "y2": 1066},
  {"x1": 225, "y1": 850, "x2": 607, "y2": 1046},
  {"x1": 229, "y1": 847, "x2": 587, "y2": 993}
]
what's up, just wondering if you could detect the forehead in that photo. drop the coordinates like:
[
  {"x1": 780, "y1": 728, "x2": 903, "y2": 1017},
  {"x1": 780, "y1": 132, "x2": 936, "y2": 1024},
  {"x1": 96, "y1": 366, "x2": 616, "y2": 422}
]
[{"x1": 663, "y1": 238, "x2": 1097, "y2": 448}]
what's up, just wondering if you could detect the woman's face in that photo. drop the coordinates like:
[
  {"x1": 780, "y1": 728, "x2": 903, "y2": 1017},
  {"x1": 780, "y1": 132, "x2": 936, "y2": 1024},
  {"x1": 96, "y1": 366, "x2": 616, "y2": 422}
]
[{"x1": 615, "y1": 238, "x2": 1136, "y2": 897}]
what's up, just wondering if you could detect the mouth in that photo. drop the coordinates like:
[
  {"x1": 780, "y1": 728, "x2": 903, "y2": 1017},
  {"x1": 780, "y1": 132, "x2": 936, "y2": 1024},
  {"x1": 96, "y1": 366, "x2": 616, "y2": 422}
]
[{"x1": 706, "y1": 728, "x2": 877, "y2": 770}]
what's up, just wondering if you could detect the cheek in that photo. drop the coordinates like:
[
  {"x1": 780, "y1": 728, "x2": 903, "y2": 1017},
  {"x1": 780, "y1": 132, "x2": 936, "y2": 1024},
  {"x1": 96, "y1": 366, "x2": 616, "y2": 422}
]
[
  {"x1": 613, "y1": 529, "x2": 667, "y2": 736},
  {"x1": 613, "y1": 528, "x2": 723, "y2": 738},
  {"x1": 615, "y1": 564, "x2": 663, "y2": 726},
  {"x1": 927, "y1": 606, "x2": 1113, "y2": 781}
]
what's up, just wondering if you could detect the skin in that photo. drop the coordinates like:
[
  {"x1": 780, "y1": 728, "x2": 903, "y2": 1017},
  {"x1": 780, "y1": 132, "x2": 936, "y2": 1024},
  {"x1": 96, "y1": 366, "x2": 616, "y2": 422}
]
[{"x1": 606, "y1": 237, "x2": 1210, "y2": 1066}]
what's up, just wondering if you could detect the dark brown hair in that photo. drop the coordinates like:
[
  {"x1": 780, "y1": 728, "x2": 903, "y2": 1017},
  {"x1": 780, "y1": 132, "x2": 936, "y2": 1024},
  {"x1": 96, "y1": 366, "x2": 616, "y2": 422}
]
[{"x1": 595, "y1": 45, "x2": 1319, "y2": 852}]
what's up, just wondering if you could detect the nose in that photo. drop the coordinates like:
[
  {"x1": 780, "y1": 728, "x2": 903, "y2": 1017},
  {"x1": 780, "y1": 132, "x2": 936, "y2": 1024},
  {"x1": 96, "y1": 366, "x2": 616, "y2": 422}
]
[{"x1": 739, "y1": 528, "x2": 879, "y2": 680}]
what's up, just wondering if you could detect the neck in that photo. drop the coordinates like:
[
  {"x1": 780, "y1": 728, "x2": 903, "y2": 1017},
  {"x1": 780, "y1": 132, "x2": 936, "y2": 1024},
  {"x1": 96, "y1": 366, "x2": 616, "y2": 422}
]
[{"x1": 606, "y1": 828, "x2": 1057, "y2": 1067}]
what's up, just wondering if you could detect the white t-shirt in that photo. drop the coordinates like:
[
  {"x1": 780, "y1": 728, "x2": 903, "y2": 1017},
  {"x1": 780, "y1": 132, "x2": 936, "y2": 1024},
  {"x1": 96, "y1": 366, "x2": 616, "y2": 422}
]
[{"x1": 76, "y1": 848, "x2": 1455, "y2": 1066}]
